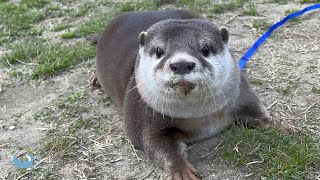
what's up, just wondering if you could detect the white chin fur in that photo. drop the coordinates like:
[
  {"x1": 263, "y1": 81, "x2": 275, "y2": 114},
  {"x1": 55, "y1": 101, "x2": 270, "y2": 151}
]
[{"x1": 135, "y1": 46, "x2": 240, "y2": 119}]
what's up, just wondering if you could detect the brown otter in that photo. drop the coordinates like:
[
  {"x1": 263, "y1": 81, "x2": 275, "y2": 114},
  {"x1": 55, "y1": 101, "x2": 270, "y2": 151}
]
[{"x1": 90, "y1": 10, "x2": 296, "y2": 180}]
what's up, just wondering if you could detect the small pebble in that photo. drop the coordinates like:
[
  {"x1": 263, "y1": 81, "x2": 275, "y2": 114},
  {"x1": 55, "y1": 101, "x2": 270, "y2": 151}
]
[{"x1": 9, "y1": 126, "x2": 16, "y2": 130}]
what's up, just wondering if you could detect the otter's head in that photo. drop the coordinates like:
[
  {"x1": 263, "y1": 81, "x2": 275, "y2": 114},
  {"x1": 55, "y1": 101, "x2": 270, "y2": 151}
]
[{"x1": 135, "y1": 19, "x2": 240, "y2": 118}]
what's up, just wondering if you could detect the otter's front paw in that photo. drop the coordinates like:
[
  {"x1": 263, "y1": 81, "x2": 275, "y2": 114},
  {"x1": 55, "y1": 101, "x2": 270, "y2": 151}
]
[
  {"x1": 167, "y1": 163, "x2": 199, "y2": 180},
  {"x1": 89, "y1": 74, "x2": 100, "y2": 87}
]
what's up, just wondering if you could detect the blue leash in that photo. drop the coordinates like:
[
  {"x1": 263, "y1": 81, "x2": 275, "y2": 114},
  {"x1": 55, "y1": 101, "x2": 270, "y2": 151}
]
[{"x1": 238, "y1": 4, "x2": 320, "y2": 71}]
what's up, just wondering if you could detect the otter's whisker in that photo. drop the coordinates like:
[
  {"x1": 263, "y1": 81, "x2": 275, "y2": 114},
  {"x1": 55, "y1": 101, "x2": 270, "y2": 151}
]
[
  {"x1": 219, "y1": 87, "x2": 230, "y2": 111},
  {"x1": 127, "y1": 85, "x2": 138, "y2": 93}
]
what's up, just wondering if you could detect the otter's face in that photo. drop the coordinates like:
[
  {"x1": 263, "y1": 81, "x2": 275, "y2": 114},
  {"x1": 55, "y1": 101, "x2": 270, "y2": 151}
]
[{"x1": 135, "y1": 19, "x2": 240, "y2": 118}]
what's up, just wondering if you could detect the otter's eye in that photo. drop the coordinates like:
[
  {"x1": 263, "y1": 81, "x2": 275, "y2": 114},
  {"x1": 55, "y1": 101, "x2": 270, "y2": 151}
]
[
  {"x1": 201, "y1": 45, "x2": 210, "y2": 57},
  {"x1": 156, "y1": 47, "x2": 164, "y2": 58}
]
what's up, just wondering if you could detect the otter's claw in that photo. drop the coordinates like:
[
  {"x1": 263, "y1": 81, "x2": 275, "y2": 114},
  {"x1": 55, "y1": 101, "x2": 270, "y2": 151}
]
[
  {"x1": 167, "y1": 163, "x2": 199, "y2": 180},
  {"x1": 89, "y1": 74, "x2": 100, "y2": 87}
]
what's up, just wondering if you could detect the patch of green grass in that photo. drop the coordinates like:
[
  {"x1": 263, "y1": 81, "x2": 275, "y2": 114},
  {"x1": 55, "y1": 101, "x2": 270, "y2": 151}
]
[
  {"x1": 46, "y1": 4, "x2": 60, "y2": 11},
  {"x1": 8, "y1": 69, "x2": 23, "y2": 78},
  {"x1": 176, "y1": 0, "x2": 212, "y2": 13},
  {"x1": 299, "y1": 0, "x2": 320, "y2": 3},
  {"x1": 2, "y1": 38, "x2": 45, "y2": 65},
  {"x1": 97, "y1": 0, "x2": 114, "y2": 5},
  {"x1": 20, "y1": 0, "x2": 49, "y2": 8},
  {"x1": 249, "y1": 78, "x2": 264, "y2": 85},
  {"x1": 153, "y1": 0, "x2": 174, "y2": 6},
  {"x1": 176, "y1": 0, "x2": 239, "y2": 14},
  {"x1": 35, "y1": 91, "x2": 87, "y2": 124},
  {"x1": 55, "y1": 91, "x2": 85, "y2": 109},
  {"x1": 277, "y1": 81, "x2": 298, "y2": 94},
  {"x1": 60, "y1": 31, "x2": 76, "y2": 39},
  {"x1": 270, "y1": 0, "x2": 291, "y2": 4},
  {"x1": 33, "y1": 169, "x2": 54, "y2": 180},
  {"x1": 252, "y1": 19, "x2": 272, "y2": 33},
  {"x1": 71, "y1": 3, "x2": 92, "y2": 17},
  {"x1": 285, "y1": 9, "x2": 299, "y2": 15},
  {"x1": 40, "y1": 136, "x2": 73, "y2": 158},
  {"x1": 18, "y1": 169, "x2": 28, "y2": 176},
  {"x1": 56, "y1": 8, "x2": 73, "y2": 17},
  {"x1": 285, "y1": 9, "x2": 300, "y2": 22},
  {"x1": 68, "y1": 118, "x2": 92, "y2": 133},
  {"x1": 58, "y1": 0, "x2": 75, "y2": 4},
  {"x1": 46, "y1": 6, "x2": 76, "y2": 18},
  {"x1": 92, "y1": 126, "x2": 107, "y2": 135},
  {"x1": 73, "y1": 0, "x2": 247, "y2": 37},
  {"x1": 72, "y1": 0, "x2": 249, "y2": 37},
  {"x1": 242, "y1": 3, "x2": 257, "y2": 16},
  {"x1": 208, "y1": 0, "x2": 249, "y2": 14},
  {"x1": 31, "y1": 41, "x2": 95, "y2": 78},
  {"x1": 45, "y1": 3, "x2": 61, "y2": 17},
  {"x1": 33, "y1": 91, "x2": 107, "y2": 136},
  {"x1": 9, "y1": 113, "x2": 22, "y2": 126},
  {"x1": 311, "y1": 86, "x2": 320, "y2": 94},
  {"x1": 118, "y1": 1, "x2": 158, "y2": 12},
  {"x1": 216, "y1": 126, "x2": 320, "y2": 179},
  {"x1": 0, "y1": 83, "x2": 6, "y2": 93},
  {"x1": 33, "y1": 90, "x2": 110, "y2": 137},
  {"x1": 2, "y1": 38, "x2": 96, "y2": 78},
  {"x1": 28, "y1": 26, "x2": 45, "y2": 36},
  {"x1": 0, "y1": 31, "x2": 10, "y2": 44},
  {"x1": 0, "y1": 140, "x2": 7, "y2": 146},
  {"x1": 34, "y1": 110, "x2": 55, "y2": 124},
  {"x1": 0, "y1": 3, "x2": 46, "y2": 39},
  {"x1": 72, "y1": 0, "x2": 146, "y2": 37},
  {"x1": 72, "y1": 13, "x2": 114, "y2": 37},
  {"x1": 52, "y1": 24, "x2": 72, "y2": 32},
  {"x1": 52, "y1": 3, "x2": 92, "y2": 18}
]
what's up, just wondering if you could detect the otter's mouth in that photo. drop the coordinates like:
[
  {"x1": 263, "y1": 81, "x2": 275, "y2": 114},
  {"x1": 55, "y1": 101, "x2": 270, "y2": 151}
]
[{"x1": 166, "y1": 81, "x2": 196, "y2": 95}]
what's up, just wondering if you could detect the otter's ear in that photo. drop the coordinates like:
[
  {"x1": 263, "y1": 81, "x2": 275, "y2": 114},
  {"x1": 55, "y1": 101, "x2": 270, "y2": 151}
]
[
  {"x1": 138, "y1": 31, "x2": 147, "y2": 47},
  {"x1": 219, "y1": 27, "x2": 229, "y2": 43}
]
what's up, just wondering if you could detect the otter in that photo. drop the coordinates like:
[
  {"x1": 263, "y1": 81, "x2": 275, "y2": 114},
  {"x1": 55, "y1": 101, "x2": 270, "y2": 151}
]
[{"x1": 90, "y1": 10, "x2": 296, "y2": 180}]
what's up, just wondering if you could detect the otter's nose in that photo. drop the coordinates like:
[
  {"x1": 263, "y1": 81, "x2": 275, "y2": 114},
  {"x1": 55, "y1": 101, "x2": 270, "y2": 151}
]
[{"x1": 169, "y1": 61, "x2": 195, "y2": 74}]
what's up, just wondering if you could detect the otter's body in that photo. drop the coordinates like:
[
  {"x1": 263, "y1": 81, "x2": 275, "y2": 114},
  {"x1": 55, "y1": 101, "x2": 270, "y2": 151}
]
[{"x1": 95, "y1": 10, "x2": 271, "y2": 180}]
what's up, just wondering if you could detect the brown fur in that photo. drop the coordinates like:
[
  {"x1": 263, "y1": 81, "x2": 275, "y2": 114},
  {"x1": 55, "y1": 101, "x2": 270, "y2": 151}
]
[{"x1": 93, "y1": 10, "x2": 295, "y2": 180}]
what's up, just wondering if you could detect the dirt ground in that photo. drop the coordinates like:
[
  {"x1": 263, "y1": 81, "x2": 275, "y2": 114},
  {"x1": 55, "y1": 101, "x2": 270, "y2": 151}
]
[{"x1": 0, "y1": 1, "x2": 319, "y2": 180}]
